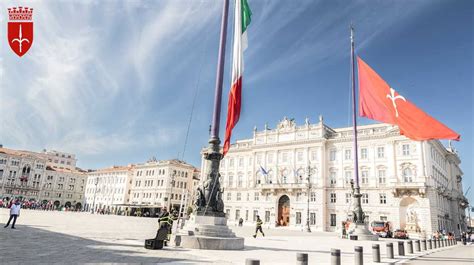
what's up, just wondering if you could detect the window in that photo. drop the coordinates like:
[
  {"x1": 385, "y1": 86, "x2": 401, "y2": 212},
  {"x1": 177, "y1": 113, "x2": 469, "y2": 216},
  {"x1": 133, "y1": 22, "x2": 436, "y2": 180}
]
[
  {"x1": 361, "y1": 148, "x2": 368, "y2": 159},
  {"x1": 310, "y1": 150, "x2": 318, "y2": 161},
  {"x1": 227, "y1": 192, "x2": 231, "y2": 201},
  {"x1": 235, "y1": 210, "x2": 240, "y2": 220},
  {"x1": 330, "y1": 193, "x2": 336, "y2": 203},
  {"x1": 229, "y1": 158, "x2": 234, "y2": 168},
  {"x1": 297, "y1": 151, "x2": 303, "y2": 162},
  {"x1": 282, "y1": 152, "x2": 288, "y2": 163},
  {"x1": 296, "y1": 212, "x2": 302, "y2": 224},
  {"x1": 329, "y1": 150, "x2": 337, "y2": 161},
  {"x1": 246, "y1": 210, "x2": 249, "y2": 221},
  {"x1": 330, "y1": 214, "x2": 337, "y2": 227},
  {"x1": 237, "y1": 174, "x2": 243, "y2": 187},
  {"x1": 379, "y1": 193, "x2": 387, "y2": 204},
  {"x1": 330, "y1": 172, "x2": 337, "y2": 186},
  {"x1": 265, "y1": 211, "x2": 270, "y2": 223},
  {"x1": 254, "y1": 192, "x2": 259, "y2": 201},
  {"x1": 253, "y1": 210, "x2": 258, "y2": 221},
  {"x1": 247, "y1": 193, "x2": 250, "y2": 201},
  {"x1": 378, "y1": 170, "x2": 386, "y2": 184},
  {"x1": 377, "y1": 147, "x2": 385, "y2": 158},
  {"x1": 345, "y1": 171, "x2": 352, "y2": 184},
  {"x1": 361, "y1": 170, "x2": 369, "y2": 184},
  {"x1": 380, "y1": 216, "x2": 387, "y2": 221},
  {"x1": 345, "y1": 193, "x2": 352, "y2": 203},
  {"x1": 362, "y1": 193, "x2": 368, "y2": 204},
  {"x1": 403, "y1": 168, "x2": 413, "y2": 183},
  {"x1": 296, "y1": 192, "x2": 302, "y2": 201},
  {"x1": 267, "y1": 153, "x2": 274, "y2": 164},
  {"x1": 310, "y1": 192, "x2": 316, "y2": 202},
  {"x1": 236, "y1": 192, "x2": 241, "y2": 201},
  {"x1": 310, "y1": 213, "x2": 316, "y2": 225},
  {"x1": 226, "y1": 209, "x2": 230, "y2": 218},
  {"x1": 402, "y1": 144, "x2": 410, "y2": 156},
  {"x1": 238, "y1": 157, "x2": 244, "y2": 167},
  {"x1": 345, "y1": 149, "x2": 351, "y2": 160},
  {"x1": 228, "y1": 175, "x2": 234, "y2": 187}
]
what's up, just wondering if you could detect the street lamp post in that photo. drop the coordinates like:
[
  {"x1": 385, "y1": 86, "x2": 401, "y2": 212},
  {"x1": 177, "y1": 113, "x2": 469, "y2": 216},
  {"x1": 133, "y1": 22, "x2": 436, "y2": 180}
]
[
  {"x1": 91, "y1": 177, "x2": 99, "y2": 214},
  {"x1": 305, "y1": 165, "x2": 314, "y2": 233}
]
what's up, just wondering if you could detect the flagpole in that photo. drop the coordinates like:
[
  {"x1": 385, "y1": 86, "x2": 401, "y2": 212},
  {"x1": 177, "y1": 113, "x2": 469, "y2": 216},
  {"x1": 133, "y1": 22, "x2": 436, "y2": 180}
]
[
  {"x1": 350, "y1": 25, "x2": 363, "y2": 223},
  {"x1": 195, "y1": 0, "x2": 229, "y2": 217},
  {"x1": 350, "y1": 25, "x2": 377, "y2": 240}
]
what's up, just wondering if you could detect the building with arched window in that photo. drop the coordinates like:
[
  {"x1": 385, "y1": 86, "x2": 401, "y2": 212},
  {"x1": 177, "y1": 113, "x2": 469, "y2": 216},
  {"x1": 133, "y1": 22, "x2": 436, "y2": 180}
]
[{"x1": 201, "y1": 117, "x2": 468, "y2": 238}]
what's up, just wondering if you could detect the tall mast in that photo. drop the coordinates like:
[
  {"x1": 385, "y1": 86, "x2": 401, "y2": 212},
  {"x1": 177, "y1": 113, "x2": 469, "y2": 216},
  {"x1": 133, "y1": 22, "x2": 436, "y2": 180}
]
[{"x1": 351, "y1": 25, "x2": 363, "y2": 225}]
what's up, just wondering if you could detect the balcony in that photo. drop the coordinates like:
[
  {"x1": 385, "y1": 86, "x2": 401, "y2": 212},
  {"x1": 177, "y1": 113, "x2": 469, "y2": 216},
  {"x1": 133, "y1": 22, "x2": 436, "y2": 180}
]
[
  {"x1": 391, "y1": 181, "x2": 427, "y2": 198},
  {"x1": 258, "y1": 182, "x2": 308, "y2": 193}
]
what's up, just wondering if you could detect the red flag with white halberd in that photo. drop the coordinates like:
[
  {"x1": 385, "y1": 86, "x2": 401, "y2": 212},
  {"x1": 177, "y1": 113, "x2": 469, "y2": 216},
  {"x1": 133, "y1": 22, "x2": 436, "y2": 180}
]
[
  {"x1": 358, "y1": 57, "x2": 460, "y2": 141},
  {"x1": 223, "y1": 0, "x2": 252, "y2": 156}
]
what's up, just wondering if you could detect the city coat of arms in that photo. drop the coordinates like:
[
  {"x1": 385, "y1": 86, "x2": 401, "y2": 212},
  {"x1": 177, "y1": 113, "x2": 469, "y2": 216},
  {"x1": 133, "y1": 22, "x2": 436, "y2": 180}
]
[{"x1": 7, "y1": 6, "x2": 34, "y2": 57}]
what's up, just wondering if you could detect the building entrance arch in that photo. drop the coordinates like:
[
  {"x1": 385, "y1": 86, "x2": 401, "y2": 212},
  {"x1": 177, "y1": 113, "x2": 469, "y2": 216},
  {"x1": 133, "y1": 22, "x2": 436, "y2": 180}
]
[{"x1": 278, "y1": 195, "x2": 290, "y2": 226}]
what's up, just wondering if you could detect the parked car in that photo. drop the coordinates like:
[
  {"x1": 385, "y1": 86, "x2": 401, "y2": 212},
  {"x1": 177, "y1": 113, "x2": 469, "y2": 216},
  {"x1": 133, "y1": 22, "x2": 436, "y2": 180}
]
[
  {"x1": 393, "y1": 229, "x2": 409, "y2": 239},
  {"x1": 371, "y1": 221, "x2": 392, "y2": 238}
]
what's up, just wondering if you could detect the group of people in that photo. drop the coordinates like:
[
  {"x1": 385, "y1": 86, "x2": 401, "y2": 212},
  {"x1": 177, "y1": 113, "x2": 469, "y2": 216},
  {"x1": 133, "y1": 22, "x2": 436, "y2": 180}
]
[{"x1": 0, "y1": 199, "x2": 78, "y2": 212}]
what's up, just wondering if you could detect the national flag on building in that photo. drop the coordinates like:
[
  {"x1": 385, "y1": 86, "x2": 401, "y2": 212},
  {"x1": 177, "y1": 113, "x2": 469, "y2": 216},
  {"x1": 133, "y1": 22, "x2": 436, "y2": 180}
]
[
  {"x1": 357, "y1": 57, "x2": 460, "y2": 141},
  {"x1": 223, "y1": 0, "x2": 252, "y2": 156}
]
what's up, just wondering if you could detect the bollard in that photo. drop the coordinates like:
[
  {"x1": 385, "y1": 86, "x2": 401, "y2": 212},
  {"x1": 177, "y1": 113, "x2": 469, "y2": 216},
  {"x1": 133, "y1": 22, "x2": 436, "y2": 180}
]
[
  {"x1": 415, "y1": 240, "x2": 421, "y2": 252},
  {"x1": 398, "y1": 241, "x2": 405, "y2": 256},
  {"x1": 422, "y1": 239, "x2": 427, "y2": 251},
  {"x1": 428, "y1": 239, "x2": 432, "y2": 249},
  {"x1": 245, "y1": 259, "x2": 260, "y2": 265},
  {"x1": 445, "y1": 239, "x2": 448, "y2": 247},
  {"x1": 434, "y1": 239, "x2": 438, "y2": 248},
  {"x1": 331, "y1": 248, "x2": 341, "y2": 265},
  {"x1": 442, "y1": 239, "x2": 445, "y2": 247},
  {"x1": 296, "y1": 253, "x2": 308, "y2": 265},
  {"x1": 372, "y1": 244, "x2": 381, "y2": 263},
  {"x1": 355, "y1": 246, "x2": 363, "y2": 265},
  {"x1": 407, "y1": 241, "x2": 414, "y2": 254},
  {"x1": 386, "y1": 243, "x2": 394, "y2": 259}
]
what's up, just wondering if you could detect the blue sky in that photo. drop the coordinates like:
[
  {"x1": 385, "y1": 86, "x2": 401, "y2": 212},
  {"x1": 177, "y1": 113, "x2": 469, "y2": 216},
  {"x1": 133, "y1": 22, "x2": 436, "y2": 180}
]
[{"x1": 0, "y1": 1, "x2": 472, "y2": 200}]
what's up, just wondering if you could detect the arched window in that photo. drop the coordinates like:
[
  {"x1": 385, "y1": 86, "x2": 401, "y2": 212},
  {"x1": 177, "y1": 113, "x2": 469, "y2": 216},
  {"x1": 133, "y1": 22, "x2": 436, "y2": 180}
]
[
  {"x1": 403, "y1": 168, "x2": 413, "y2": 183},
  {"x1": 267, "y1": 170, "x2": 274, "y2": 184},
  {"x1": 255, "y1": 171, "x2": 262, "y2": 185}
]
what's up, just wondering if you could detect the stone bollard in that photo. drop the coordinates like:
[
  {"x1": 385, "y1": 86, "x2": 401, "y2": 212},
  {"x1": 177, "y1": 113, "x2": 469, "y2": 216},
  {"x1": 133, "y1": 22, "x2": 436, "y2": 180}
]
[
  {"x1": 246, "y1": 259, "x2": 260, "y2": 265},
  {"x1": 407, "y1": 241, "x2": 414, "y2": 254},
  {"x1": 442, "y1": 239, "x2": 445, "y2": 247},
  {"x1": 372, "y1": 244, "x2": 381, "y2": 263},
  {"x1": 433, "y1": 239, "x2": 437, "y2": 248},
  {"x1": 386, "y1": 243, "x2": 394, "y2": 259},
  {"x1": 415, "y1": 240, "x2": 421, "y2": 252},
  {"x1": 398, "y1": 241, "x2": 405, "y2": 256},
  {"x1": 331, "y1": 248, "x2": 341, "y2": 265},
  {"x1": 422, "y1": 240, "x2": 427, "y2": 251},
  {"x1": 428, "y1": 239, "x2": 432, "y2": 249},
  {"x1": 438, "y1": 239, "x2": 441, "y2": 248},
  {"x1": 355, "y1": 246, "x2": 363, "y2": 265},
  {"x1": 296, "y1": 253, "x2": 308, "y2": 265}
]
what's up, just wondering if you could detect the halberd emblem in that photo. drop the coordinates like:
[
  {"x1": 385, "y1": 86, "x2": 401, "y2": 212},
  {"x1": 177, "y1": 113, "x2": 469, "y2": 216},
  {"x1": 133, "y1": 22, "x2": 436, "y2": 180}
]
[{"x1": 8, "y1": 6, "x2": 34, "y2": 57}]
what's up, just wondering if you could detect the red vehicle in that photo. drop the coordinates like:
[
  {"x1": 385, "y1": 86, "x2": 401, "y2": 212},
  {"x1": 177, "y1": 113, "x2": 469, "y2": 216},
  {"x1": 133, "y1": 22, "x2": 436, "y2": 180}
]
[
  {"x1": 371, "y1": 221, "x2": 392, "y2": 238},
  {"x1": 393, "y1": 229, "x2": 409, "y2": 239}
]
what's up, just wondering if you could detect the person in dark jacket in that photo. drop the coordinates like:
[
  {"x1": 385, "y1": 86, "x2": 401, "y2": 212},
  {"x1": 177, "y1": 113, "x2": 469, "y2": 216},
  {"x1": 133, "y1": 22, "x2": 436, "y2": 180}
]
[{"x1": 253, "y1": 215, "x2": 265, "y2": 238}]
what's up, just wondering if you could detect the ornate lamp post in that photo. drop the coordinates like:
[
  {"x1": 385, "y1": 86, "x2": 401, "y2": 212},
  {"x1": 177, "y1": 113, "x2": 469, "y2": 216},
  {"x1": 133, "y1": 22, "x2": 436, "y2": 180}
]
[
  {"x1": 91, "y1": 177, "x2": 99, "y2": 214},
  {"x1": 305, "y1": 165, "x2": 315, "y2": 233}
]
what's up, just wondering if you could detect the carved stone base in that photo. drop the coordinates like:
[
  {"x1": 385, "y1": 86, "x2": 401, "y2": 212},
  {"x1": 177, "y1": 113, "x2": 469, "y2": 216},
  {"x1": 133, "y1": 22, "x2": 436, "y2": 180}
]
[
  {"x1": 172, "y1": 215, "x2": 244, "y2": 250},
  {"x1": 352, "y1": 224, "x2": 379, "y2": 241}
]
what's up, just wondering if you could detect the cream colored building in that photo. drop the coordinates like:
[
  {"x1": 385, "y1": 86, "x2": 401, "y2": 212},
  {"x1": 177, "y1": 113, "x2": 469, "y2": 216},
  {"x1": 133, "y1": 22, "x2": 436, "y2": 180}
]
[
  {"x1": 84, "y1": 165, "x2": 134, "y2": 213},
  {"x1": 203, "y1": 117, "x2": 467, "y2": 237},
  {"x1": 0, "y1": 146, "x2": 86, "y2": 209},
  {"x1": 129, "y1": 159, "x2": 196, "y2": 215},
  {"x1": 84, "y1": 159, "x2": 198, "y2": 216}
]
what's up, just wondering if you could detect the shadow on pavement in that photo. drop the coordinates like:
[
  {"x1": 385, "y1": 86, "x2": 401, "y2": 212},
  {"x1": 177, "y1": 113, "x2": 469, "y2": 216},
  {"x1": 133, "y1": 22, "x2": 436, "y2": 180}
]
[{"x1": 0, "y1": 225, "x2": 204, "y2": 263}]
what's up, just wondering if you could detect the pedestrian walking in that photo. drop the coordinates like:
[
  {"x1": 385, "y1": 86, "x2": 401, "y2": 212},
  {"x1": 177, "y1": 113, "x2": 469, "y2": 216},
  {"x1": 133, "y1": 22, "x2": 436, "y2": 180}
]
[
  {"x1": 239, "y1": 217, "x2": 244, "y2": 226},
  {"x1": 253, "y1": 215, "x2": 265, "y2": 238},
  {"x1": 4, "y1": 200, "x2": 21, "y2": 229}
]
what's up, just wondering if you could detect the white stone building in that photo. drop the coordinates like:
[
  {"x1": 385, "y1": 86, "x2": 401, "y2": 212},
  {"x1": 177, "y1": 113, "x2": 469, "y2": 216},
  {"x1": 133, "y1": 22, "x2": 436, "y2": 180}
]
[
  {"x1": 84, "y1": 159, "x2": 198, "y2": 216},
  {"x1": 129, "y1": 159, "x2": 197, "y2": 215},
  {"x1": 203, "y1": 117, "x2": 467, "y2": 237},
  {"x1": 0, "y1": 146, "x2": 86, "y2": 209},
  {"x1": 84, "y1": 165, "x2": 134, "y2": 213}
]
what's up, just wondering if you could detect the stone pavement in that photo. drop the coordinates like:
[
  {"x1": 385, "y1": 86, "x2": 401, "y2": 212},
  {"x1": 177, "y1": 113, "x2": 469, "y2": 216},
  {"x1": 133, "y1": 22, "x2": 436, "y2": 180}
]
[{"x1": 0, "y1": 209, "x2": 467, "y2": 264}]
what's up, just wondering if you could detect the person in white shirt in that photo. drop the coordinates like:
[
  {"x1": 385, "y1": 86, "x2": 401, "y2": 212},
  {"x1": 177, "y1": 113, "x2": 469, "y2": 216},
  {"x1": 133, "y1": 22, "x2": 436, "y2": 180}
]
[{"x1": 4, "y1": 200, "x2": 21, "y2": 229}]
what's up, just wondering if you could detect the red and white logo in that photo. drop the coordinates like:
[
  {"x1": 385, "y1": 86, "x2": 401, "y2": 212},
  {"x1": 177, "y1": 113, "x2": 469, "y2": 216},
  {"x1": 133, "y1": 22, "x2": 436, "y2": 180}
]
[{"x1": 7, "y1": 6, "x2": 34, "y2": 57}]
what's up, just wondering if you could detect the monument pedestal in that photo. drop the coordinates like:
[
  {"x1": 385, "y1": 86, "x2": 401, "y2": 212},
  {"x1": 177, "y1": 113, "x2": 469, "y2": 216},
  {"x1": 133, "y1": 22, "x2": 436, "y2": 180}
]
[
  {"x1": 173, "y1": 214, "x2": 244, "y2": 250},
  {"x1": 352, "y1": 224, "x2": 379, "y2": 241}
]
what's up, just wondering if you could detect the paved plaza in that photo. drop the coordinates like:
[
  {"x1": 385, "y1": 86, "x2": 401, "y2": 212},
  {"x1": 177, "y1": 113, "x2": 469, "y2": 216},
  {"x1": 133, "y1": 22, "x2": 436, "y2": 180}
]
[{"x1": 0, "y1": 209, "x2": 471, "y2": 264}]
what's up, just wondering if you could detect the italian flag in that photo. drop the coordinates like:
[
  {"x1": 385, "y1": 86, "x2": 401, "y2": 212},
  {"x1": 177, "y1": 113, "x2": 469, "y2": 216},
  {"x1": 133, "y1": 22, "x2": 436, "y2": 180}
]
[{"x1": 223, "y1": 0, "x2": 252, "y2": 156}]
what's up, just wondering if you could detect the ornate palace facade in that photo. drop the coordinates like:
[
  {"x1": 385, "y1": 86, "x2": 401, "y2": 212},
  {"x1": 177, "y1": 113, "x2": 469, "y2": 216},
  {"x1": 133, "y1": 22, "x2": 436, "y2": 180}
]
[
  {"x1": 0, "y1": 146, "x2": 86, "y2": 208},
  {"x1": 204, "y1": 117, "x2": 467, "y2": 237}
]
